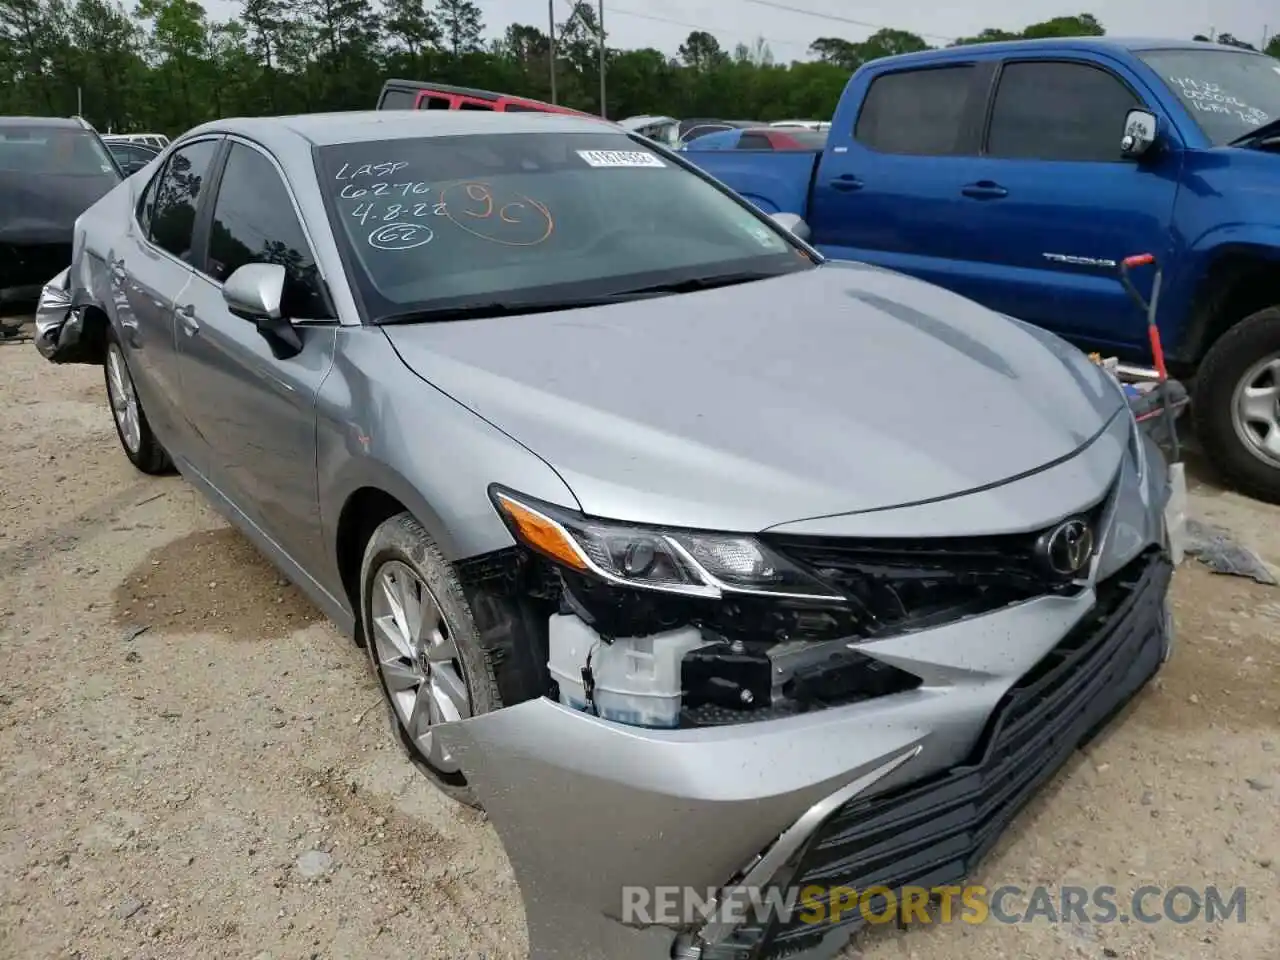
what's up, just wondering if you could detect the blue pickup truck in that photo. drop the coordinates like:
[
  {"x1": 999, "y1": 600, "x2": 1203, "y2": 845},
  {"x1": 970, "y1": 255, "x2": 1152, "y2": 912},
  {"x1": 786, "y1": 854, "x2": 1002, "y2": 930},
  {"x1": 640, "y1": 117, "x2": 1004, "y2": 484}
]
[{"x1": 683, "y1": 37, "x2": 1280, "y2": 503}]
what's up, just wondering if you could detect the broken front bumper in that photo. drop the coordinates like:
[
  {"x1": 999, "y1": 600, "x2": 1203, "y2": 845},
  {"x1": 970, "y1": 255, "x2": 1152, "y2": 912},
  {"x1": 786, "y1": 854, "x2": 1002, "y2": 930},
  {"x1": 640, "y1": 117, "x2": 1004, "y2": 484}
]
[{"x1": 437, "y1": 547, "x2": 1172, "y2": 960}]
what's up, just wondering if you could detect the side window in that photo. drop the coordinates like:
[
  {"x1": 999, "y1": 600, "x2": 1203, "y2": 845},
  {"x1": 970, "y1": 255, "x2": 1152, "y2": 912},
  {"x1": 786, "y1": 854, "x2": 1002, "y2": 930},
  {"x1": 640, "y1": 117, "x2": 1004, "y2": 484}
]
[
  {"x1": 136, "y1": 163, "x2": 161, "y2": 234},
  {"x1": 418, "y1": 95, "x2": 452, "y2": 110},
  {"x1": 458, "y1": 100, "x2": 495, "y2": 111},
  {"x1": 379, "y1": 88, "x2": 417, "y2": 109},
  {"x1": 738, "y1": 132, "x2": 772, "y2": 150},
  {"x1": 855, "y1": 65, "x2": 976, "y2": 156},
  {"x1": 148, "y1": 139, "x2": 219, "y2": 262},
  {"x1": 207, "y1": 143, "x2": 329, "y2": 318},
  {"x1": 987, "y1": 61, "x2": 1139, "y2": 162}
]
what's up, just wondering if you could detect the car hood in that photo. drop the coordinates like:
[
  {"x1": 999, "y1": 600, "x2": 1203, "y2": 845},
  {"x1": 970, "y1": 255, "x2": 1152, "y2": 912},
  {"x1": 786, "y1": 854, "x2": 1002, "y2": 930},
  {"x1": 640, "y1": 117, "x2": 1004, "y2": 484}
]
[
  {"x1": 0, "y1": 170, "x2": 120, "y2": 245},
  {"x1": 382, "y1": 262, "x2": 1125, "y2": 532}
]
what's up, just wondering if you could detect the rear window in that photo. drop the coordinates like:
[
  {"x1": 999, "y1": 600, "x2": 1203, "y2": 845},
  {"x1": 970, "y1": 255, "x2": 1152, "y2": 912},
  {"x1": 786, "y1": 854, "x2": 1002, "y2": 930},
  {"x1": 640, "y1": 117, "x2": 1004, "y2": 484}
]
[
  {"x1": 316, "y1": 131, "x2": 807, "y2": 321},
  {"x1": 855, "y1": 65, "x2": 976, "y2": 155},
  {"x1": 504, "y1": 103, "x2": 549, "y2": 113},
  {"x1": 0, "y1": 126, "x2": 119, "y2": 176}
]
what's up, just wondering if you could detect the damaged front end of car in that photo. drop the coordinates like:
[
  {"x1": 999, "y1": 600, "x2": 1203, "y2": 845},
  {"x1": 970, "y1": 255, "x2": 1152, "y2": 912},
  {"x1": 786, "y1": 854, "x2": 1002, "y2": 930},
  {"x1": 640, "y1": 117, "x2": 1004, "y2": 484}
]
[{"x1": 433, "y1": 410, "x2": 1175, "y2": 960}]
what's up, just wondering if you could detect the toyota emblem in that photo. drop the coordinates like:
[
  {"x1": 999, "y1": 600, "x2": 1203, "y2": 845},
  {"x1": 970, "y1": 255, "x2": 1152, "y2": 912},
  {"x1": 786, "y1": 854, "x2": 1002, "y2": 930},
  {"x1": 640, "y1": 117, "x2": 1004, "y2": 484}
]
[{"x1": 1037, "y1": 518, "x2": 1094, "y2": 577}]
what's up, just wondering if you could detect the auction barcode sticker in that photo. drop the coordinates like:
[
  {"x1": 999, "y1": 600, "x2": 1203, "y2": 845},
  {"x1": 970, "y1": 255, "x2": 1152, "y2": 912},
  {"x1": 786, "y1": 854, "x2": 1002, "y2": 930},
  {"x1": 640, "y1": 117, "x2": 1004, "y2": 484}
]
[{"x1": 577, "y1": 149, "x2": 666, "y2": 168}]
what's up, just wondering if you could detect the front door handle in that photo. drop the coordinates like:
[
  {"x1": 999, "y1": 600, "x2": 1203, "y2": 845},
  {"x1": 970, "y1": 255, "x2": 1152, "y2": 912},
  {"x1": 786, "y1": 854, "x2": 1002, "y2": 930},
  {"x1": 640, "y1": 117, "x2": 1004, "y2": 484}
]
[
  {"x1": 108, "y1": 257, "x2": 126, "y2": 285},
  {"x1": 961, "y1": 181, "x2": 1008, "y2": 200},
  {"x1": 177, "y1": 303, "x2": 199, "y2": 336},
  {"x1": 830, "y1": 174, "x2": 863, "y2": 192}
]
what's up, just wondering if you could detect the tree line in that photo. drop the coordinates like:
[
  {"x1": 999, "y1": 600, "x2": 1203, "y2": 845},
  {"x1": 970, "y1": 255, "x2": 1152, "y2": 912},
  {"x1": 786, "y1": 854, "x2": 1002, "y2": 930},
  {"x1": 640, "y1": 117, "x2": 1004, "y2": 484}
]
[{"x1": 1, "y1": 0, "x2": 1276, "y2": 136}]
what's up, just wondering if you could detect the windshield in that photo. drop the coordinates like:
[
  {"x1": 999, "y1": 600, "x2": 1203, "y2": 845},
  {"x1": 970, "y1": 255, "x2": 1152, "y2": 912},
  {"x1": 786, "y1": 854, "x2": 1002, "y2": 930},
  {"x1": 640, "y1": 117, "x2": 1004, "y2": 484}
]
[
  {"x1": 315, "y1": 131, "x2": 810, "y2": 321},
  {"x1": 0, "y1": 126, "x2": 119, "y2": 176},
  {"x1": 1138, "y1": 49, "x2": 1280, "y2": 145}
]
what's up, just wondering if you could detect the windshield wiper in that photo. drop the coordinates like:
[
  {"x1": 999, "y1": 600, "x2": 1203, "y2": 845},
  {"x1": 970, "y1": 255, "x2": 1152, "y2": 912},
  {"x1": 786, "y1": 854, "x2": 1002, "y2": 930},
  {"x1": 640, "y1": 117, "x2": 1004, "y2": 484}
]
[
  {"x1": 374, "y1": 296, "x2": 638, "y2": 325},
  {"x1": 1227, "y1": 116, "x2": 1280, "y2": 147},
  {"x1": 604, "y1": 269, "x2": 792, "y2": 298}
]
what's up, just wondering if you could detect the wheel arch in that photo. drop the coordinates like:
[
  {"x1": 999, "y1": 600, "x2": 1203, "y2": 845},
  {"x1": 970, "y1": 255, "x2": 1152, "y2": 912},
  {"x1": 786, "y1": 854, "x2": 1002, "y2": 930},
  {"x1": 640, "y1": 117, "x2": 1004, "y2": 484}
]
[{"x1": 1176, "y1": 239, "x2": 1280, "y2": 370}]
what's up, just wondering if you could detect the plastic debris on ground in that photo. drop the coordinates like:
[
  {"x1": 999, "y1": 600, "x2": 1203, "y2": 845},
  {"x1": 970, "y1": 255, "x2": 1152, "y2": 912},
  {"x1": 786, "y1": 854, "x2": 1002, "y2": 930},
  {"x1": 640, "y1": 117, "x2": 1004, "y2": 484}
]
[{"x1": 1183, "y1": 518, "x2": 1278, "y2": 586}]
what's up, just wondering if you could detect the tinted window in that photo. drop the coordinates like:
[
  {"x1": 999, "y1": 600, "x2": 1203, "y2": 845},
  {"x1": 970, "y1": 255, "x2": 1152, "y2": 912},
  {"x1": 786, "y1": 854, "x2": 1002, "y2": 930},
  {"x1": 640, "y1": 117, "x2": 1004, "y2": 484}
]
[
  {"x1": 504, "y1": 103, "x2": 547, "y2": 113},
  {"x1": 148, "y1": 139, "x2": 219, "y2": 262},
  {"x1": 987, "y1": 61, "x2": 1139, "y2": 161},
  {"x1": 317, "y1": 131, "x2": 808, "y2": 320},
  {"x1": 136, "y1": 171, "x2": 159, "y2": 235},
  {"x1": 1138, "y1": 49, "x2": 1280, "y2": 145},
  {"x1": 206, "y1": 143, "x2": 329, "y2": 317},
  {"x1": 0, "y1": 125, "x2": 119, "y2": 176},
  {"x1": 855, "y1": 66, "x2": 975, "y2": 155},
  {"x1": 380, "y1": 88, "x2": 417, "y2": 109},
  {"x1": 459, "y1": 100, "x2": 495, "y2": 110},
  {"x1": 420, "y1": 96, "x2": 452, "y2": 110},
  {"x1": 738, "y1": 132, "x2": 772, "y2": 149}
]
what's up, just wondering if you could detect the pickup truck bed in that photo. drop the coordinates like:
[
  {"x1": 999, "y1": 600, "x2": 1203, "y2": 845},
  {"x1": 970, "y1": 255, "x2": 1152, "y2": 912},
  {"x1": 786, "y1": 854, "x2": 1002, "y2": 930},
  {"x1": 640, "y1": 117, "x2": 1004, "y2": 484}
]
[{"x1": 688, "y1": 150, "x2": 820, "y2": 216}]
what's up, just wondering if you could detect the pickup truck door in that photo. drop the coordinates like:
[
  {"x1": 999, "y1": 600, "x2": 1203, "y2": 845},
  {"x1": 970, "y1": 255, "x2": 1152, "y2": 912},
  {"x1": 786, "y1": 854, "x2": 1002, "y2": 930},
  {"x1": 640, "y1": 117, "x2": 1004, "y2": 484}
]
[
  {"x1": 807, "y1": 62, "x2": 998, "y2": 292},
  {"x1": 944, "y1": 56, "x2": 1181, "y2": 350}
]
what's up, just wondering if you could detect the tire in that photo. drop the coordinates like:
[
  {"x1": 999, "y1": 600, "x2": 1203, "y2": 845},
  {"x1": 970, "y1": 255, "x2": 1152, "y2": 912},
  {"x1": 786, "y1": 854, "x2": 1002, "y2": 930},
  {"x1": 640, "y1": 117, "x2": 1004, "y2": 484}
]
[
  {"x1": 1193, "y1": 306, "x2": 1280, "y2": 504},
  {"x1": 103, "y1": 324, "x2": 171, "y2": 475},
  {"x1": 359, "y1": 512, "x2": 504, "y2": 808}
]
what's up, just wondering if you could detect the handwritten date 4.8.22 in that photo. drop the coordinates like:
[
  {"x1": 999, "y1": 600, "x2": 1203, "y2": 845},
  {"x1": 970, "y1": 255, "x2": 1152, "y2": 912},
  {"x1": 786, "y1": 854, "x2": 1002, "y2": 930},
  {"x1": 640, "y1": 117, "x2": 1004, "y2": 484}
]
[{"x1": 350, "y1": 200, "x2": 447, "y2": 225}]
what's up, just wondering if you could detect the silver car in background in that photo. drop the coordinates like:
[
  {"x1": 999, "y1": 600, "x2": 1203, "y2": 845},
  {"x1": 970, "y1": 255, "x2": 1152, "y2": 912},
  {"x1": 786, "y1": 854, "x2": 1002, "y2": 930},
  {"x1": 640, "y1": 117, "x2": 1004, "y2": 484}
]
[{"x1": 63, "y1": 111, "x2": 1175, "y2": 960}]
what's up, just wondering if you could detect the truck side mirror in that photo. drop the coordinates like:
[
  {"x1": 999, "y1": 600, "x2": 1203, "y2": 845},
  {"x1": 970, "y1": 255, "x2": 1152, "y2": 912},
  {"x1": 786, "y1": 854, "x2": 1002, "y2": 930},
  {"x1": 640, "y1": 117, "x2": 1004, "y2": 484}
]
[{"x1": 1121, "y1": 108, "x2": 1159, "y2": 158}]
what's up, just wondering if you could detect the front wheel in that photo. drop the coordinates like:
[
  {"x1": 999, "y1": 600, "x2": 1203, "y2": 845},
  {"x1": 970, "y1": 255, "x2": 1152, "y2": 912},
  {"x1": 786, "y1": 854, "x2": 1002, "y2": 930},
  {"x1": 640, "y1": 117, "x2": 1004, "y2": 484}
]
[
  {"x1": 1193, "y1": 306, "x2": 1280, "y2": 504},
  {"x1": 359, "y1": 512, "x2": 505, "y2": 808}
]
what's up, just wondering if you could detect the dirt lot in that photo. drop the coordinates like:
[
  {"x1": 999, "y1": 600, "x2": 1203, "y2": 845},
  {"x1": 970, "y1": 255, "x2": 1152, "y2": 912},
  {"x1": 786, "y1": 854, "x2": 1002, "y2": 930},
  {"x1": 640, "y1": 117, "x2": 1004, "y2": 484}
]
[{"x1": 0, "y1": 337, "x2": 1277, "y2": 960}]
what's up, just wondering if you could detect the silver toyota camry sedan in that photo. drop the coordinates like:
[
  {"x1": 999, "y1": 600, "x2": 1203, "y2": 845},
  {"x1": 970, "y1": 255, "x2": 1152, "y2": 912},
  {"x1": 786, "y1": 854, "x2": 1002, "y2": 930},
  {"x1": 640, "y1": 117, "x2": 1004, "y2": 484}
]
[{"x1": 63, "y1": 110, "x2": 1176, "y2": 960}]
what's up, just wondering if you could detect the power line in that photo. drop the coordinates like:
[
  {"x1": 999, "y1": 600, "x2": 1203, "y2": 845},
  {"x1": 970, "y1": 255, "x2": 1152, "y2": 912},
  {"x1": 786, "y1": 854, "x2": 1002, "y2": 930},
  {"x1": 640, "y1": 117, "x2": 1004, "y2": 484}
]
[
  {"x1": 738, "y1": 0, "x2": 957, "y2": 43},
  {"x1": 606, "y1": 3, "x2": 817, "y2": 50}
]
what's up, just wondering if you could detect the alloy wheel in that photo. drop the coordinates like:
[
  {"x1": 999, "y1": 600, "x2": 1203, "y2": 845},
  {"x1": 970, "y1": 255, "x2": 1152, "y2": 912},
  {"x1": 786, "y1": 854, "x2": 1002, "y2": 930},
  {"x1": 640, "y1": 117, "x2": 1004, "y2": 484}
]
[
  {"x1": 369, "y1": 559, "x2": 472, "y2": 772},
  {"x1": 106, "y1": 343, "x2": 142, "y2": 454},
  {"x1": 1231, "y1": 353, "x2": 1280, "y2": 468}
]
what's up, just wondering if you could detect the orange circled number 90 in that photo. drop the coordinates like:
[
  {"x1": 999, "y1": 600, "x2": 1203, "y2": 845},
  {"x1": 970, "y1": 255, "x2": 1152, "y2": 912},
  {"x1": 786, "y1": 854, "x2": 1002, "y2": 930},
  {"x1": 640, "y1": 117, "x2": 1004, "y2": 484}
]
[{"x1": 443, "y1": 180, "x2": 554, "y2": 246}]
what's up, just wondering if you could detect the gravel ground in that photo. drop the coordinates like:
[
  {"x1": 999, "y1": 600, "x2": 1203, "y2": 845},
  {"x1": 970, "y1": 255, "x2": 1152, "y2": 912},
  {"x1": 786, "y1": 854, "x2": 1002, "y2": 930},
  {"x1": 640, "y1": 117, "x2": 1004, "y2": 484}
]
[{"x1": 0, "y1": 337, "x2": 1277, "y2": 960}]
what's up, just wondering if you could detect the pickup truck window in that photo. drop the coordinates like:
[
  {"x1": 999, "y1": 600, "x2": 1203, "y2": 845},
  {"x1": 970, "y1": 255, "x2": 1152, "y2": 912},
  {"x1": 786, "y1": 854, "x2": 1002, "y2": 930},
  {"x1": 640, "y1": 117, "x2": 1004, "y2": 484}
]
[
  {"x1": 987, "y1": 61, "x2": 1138, "y2": 162},
  {"x1": 739, "y1": 132, "x2": 771, "y2": 149},
  {"x1": 855, "y1": 65, "x2": 975, "y2": 156},
  {"x1": 1137, "y1": 49, "x2": 1280, "y2": 146}
]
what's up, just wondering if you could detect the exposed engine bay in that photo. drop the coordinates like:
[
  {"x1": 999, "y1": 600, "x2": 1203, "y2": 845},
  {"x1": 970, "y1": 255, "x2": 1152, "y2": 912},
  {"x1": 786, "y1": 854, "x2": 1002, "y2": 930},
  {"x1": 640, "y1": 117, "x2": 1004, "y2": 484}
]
[{"x1": 455, "y1": 488, "x2": 1111, "y2": 730}]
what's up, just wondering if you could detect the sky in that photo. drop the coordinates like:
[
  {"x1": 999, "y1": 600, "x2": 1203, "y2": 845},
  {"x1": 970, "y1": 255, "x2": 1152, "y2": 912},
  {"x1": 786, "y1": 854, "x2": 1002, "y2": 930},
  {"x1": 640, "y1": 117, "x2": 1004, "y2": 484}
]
[{"x1": 204, "y1": 0, "x2": 1277, "y2": 55}]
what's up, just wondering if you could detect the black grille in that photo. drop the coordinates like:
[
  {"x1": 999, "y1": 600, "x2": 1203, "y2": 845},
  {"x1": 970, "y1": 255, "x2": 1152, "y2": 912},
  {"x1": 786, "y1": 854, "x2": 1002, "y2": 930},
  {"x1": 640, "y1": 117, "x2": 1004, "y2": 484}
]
[
  {"x1": 763, "y1": 495, "x2": 1111, "y2": 634},
  {"x1": 707, "y1": 549, "x2": 1170, "y2": 960}
]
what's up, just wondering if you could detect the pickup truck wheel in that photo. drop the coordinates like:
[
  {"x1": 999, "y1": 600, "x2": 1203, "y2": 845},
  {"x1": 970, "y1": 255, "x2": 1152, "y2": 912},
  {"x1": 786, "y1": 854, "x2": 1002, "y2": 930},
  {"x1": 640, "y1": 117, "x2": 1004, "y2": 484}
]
[
  {"x1": 359, "y1": 512, "x2": 505, "y2": 808},
  {"x1": 1193, "y1": 306, "x2": 1280, "y2": 504},
  {"x1": 103, "y1": 325, "x2": 171, "y2": 475}
]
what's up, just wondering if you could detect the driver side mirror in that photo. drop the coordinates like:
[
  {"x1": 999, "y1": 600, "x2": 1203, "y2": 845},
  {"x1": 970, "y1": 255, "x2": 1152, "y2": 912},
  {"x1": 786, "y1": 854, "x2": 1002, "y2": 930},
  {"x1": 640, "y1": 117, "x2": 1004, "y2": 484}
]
[
  {"x1": 770, "y1": 212, "x2": 812, "y2": 243},
  {"x1": 223, "y1": 263, "x2": 302, "y2": 356},
  {"x1": 1121, "y1": 108, "x2": 1159, "y2": 158}
]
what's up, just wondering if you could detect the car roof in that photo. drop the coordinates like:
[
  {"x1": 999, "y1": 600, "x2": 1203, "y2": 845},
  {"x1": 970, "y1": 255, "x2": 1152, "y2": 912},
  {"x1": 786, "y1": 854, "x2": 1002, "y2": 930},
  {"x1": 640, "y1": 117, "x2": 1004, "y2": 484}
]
[
  {"x1": 880, "y1": 36, "x2": 1274, "y2": 67},
  {"x1": 179, "y1": 110, "x2": 618, "y2": 149},
  {"x1": 0, "y1": 116, "x2": 90, "y2": 129}
]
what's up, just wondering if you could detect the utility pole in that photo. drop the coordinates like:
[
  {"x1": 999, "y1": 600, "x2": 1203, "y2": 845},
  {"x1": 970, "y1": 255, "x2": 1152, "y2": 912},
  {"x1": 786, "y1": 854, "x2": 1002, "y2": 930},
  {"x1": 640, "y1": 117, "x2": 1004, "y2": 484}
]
[
  {"x1": 598, "y1": 0, "x2": 606, "y2": 118},
  {"x1": 548, "y1": 0, "x2": 558, "y2": 104}
]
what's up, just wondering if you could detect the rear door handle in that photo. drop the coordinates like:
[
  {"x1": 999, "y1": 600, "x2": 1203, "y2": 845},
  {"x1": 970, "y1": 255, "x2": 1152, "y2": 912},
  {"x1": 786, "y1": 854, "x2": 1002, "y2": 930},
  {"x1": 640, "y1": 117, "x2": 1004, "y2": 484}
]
[
  {"x1": 830, "y1": 175, "x2": 863, "y2": 192},
  {"x1": 177, "y1": 303, "x2": 199, "y2": 336},
  {"x1": 961, "y1": 181, "x2": 1008, "y2": 200}
]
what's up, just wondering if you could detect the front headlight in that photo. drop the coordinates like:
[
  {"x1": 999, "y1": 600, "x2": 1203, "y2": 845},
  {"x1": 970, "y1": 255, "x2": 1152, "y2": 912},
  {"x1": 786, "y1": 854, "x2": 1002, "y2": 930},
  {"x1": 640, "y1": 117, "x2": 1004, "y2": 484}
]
[{"x1": 490, "y1": 487, "x2": 843, "y2": 601}]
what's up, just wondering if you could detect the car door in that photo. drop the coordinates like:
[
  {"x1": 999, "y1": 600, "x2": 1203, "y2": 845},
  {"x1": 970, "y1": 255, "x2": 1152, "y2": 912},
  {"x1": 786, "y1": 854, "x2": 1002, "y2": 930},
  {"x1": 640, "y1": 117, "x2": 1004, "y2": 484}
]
[
  {"x1": 949, "y1": 57, "x2": 1182, "y2": 349},
  {"x1": 174, "y1": 138, "x2": 339, "y2": 566},
  {"x1": 112, "y1": 137, "x2": 221, "y2": 461},
  {"x1": 806, "y1": 62, "x2": 998, "y2": 292}
]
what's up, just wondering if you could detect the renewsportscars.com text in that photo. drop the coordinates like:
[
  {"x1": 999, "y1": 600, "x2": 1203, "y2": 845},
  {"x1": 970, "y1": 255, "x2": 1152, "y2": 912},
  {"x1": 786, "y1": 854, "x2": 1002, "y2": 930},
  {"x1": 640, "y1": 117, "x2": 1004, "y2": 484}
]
[{"x1": 621, "y1": 884, "x2": 1247, "y2": 927}]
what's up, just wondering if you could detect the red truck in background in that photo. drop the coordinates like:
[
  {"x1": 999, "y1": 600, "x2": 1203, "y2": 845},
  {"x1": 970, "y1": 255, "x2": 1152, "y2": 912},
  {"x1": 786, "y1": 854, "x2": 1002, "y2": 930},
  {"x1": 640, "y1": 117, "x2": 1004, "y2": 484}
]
[{"x1": 376, "y1": 79, "x2": 595, "y2": 116}]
